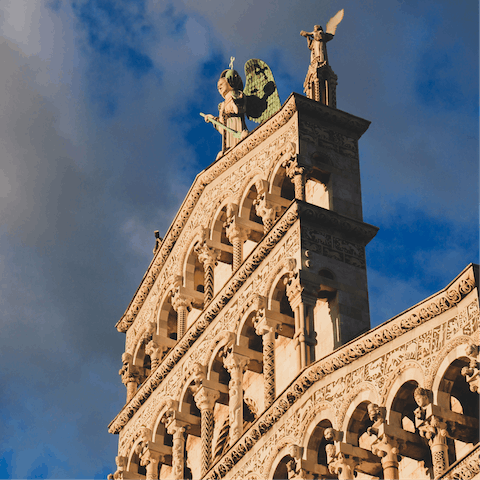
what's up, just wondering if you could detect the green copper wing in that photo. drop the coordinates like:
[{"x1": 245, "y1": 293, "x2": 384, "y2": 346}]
[{"x1": 244, "y1": 59, "x2": 281, "y2": 124}]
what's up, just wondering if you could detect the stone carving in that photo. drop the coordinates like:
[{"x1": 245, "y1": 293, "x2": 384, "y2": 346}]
[
  {"x1": 195, "y1": 242, "x2": 221, "y2": 305},
  {"x1": 107, "y1": 456, "x2": 127, "y2": 480},
  {"x1": 461, "y1": 344, "x2": 479, "y2": 393},
  {"x1": 300, "y1": 10, "x2": 343, "y2": 106},
  {"x1": 223, "y1": 350, "x2": 250, "y2": 443}
]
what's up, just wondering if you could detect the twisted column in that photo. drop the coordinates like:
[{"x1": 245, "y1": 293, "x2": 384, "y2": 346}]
[
  {"x1": 171, "y1": 289, "x2": 193, "y2": 339},
  {"x1": 195, "y1": 242, "x2": 221, "y2": 305},
  {"x1": 166, "y1": 419, "x2": 187, "y2": 480},
  {"x1": 253, "y1": 193, "x2": 281, "y2": 234},
  {"x1": 223, "y1": 351, "x2": 250, "y2": 444},
  {"x1": 194, "y1": 386, "x2": 220, "y2": 477},
  {"x1": 255, "y1": 315, "x2": 280, "y2": 409},
  {"x1": 224, "y1": 215, "x2": 250, "y2": 271}
]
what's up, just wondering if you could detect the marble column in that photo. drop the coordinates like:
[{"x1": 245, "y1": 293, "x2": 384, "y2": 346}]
[
  {"x1": 223, "y1": 350, "x2": 250, "y2": 444},
  {"x1": 283, "y1": 156, "x2": 308, "y2": 202},
  {"x1": 166, "y1": 419, "x2": 188, "y2": 480},
  {"x1": 194, "y1": 385, "x2": 220, "y2": 477},
  {"x1": 224, "y1": 215, "x2": 250, "y2": 271},
  {"x1": 171, "y1": 289, "x2": 193, "y2": 339}
]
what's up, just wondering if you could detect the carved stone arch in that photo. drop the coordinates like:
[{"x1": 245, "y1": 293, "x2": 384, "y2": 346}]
[
  {"x1": 264, "y1": 436, "x2": 300, "y2": 480},
  {"x1": 269, "y1": 142, "x2": 296, "y2": 200},
  {"x1": 182, "y1": 226, "x2": 208, "y2": 293},
  {"x1": 210, "y1": 195, "x2": 236, "y2": 243},
  {"x1": 151, "y1": 277, "x2": 180, "y2": 344},
  {"x1": 150, "y1": 398, "x2": 175, "y2": 442},
  {"x1": 237, "y1": 173, "x2": 265, "y2": 237},
  {"x1": 300, "y1": 401, "x2": 337, "y2": 450},
  {"x1": 384, "y1": 362, "x2": 425, "y2": 424},
  {"x1": 237, "y1": 170, "x2": 267, "y2": 215},
  {"x1": 153, "y1": 277, "x2": 180, "y2": 333},
  {"x1": 206, "y1": 331, "x2": 236, "y2": 380},
  {"x1": 300, "y1": 401, "x2": 336, "y2": 464},
  {"x1": 340, "y1": 382, "x2": 379, "y2": 446},
  {"x1": 236, "y1": 295, "x2": 267, "y2": 345},
  {"x1": 126, "y1": 429, "x2": 149, "y2": 477},
  {"x1": 263, "y1": 257, "x2": 297, "y2": 305},
  {"x1": 429, "y1": 336, "x2": 473, "y2": 402},
  {"x1": 426, "y1": 335, "x2": 473, "y2": 408}
]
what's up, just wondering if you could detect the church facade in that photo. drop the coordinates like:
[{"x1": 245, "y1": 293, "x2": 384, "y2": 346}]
[{"x1": 108, "y1": 33, "x2": 479, "y2": 480}]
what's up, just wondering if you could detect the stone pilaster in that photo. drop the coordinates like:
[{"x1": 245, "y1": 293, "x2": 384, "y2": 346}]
[
  {"x1": 194, "y1": 385, "x2": 220, "y2": 477},
  {"x1": 171, "y1": 288, "x2": 194, "y2": 339},
  {"x1": 195, "y1": 242, "x2": 221, "y2": 305},
  {"x1": 223, "y1": 350, "x2": 250, "y2": 444},
  {"x1": 254, "y1": 314, "x2": 281, "y2": 409}
]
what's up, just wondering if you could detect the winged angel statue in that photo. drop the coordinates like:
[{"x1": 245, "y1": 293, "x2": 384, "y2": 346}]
[
  {"x1": 300, "y1": 9, "x2": 344, "y2": 66},
  {"x1": 202, "y1": 58, "x2": 281, "y2": 156}
]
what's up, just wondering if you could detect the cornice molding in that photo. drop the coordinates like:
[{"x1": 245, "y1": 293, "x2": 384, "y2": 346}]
[
  {"x1": 294, "y1": 93, "x2": 371, "y2": 138},
  {"x1": 298, "y1": 201, "x2": 378, "y2": 245}
]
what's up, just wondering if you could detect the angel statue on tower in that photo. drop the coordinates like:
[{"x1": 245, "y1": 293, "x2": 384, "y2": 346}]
[{"x1": 202, "y1": 57, "x2": 281, "y2": 157}]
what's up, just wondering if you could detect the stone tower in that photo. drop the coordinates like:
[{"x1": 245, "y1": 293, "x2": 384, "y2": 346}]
[{"x1": 108, "y1": 30, "x2": 479, "y2": 480}]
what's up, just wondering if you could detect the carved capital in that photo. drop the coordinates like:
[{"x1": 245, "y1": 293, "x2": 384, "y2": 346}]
[
  {"x1": 327, "y1": 451, "x2": 359, "y2": 480},
  {"x1": 194, "y1": 385, "x2": 220, "y2": 412},
  {"x1": 224, "y1": 215, "x2": 250, "y2": 243},
  {"x1": 195, "y1": 242, "x2": 221, "y2": 267},
  {"x1": 253, "y1": 193, "x2": 281, "y2": 225},
  {"x1": 254, "y1": 313, "x2": 281, "y2": 337},
  {"x1": 223, "y1": 350, "x2": 250, "y2": 375},
  {"x1": 171, "y1": 288, "x2": 194, "y2": 312}
]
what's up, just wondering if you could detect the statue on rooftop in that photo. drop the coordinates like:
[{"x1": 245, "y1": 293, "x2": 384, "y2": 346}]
[
  {"x1": 300, "y1": 9, "x2": 344, "y2": 107},
  {"x1": 202, "y1": 57, "x2": 281, "y2": 157},
  {"x1": 301, "y1": 9, "x2": 344, "y2": 66}
]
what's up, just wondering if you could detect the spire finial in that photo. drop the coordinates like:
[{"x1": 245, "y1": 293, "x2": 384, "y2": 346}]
[{"x1": 229, "y1": 56, "x2": 235, "y2": 70}]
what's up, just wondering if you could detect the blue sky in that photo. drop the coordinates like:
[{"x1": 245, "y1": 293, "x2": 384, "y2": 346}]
[{"x1": 0, "y1": 0, "x2": 478, "y2": 477}]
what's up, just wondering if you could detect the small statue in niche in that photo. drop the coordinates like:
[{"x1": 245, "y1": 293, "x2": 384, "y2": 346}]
[{"x1": 202, "y1": 57, "x2": 281, "y2": 157}]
